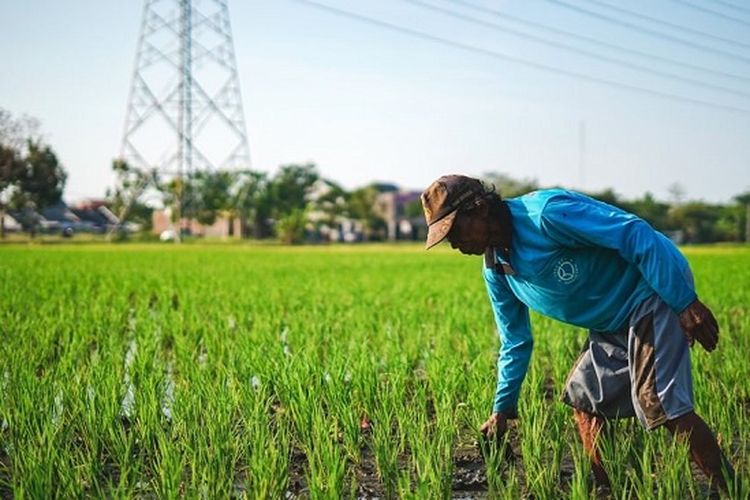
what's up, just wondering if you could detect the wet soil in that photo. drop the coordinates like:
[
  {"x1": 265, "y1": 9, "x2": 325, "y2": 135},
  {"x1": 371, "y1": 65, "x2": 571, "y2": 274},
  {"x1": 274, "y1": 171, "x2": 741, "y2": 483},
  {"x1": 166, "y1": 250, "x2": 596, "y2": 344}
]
[{"x1": 286, "y1": 435, "x2": 514, "y2": 499}]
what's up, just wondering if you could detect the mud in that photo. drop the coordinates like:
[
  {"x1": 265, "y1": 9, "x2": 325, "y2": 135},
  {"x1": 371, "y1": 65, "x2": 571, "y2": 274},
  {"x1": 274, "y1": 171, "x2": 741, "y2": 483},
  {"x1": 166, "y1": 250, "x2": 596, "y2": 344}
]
[{"x1": 286, "y1": 438, "x2": 511, "y2": 499}]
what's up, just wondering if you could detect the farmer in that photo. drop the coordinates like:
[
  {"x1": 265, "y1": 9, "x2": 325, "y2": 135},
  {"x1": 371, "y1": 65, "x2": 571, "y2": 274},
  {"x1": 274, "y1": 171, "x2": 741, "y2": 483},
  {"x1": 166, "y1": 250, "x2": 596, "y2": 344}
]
[{"x1": 421, "y1": 174, "x2": 734, "y2": 490}]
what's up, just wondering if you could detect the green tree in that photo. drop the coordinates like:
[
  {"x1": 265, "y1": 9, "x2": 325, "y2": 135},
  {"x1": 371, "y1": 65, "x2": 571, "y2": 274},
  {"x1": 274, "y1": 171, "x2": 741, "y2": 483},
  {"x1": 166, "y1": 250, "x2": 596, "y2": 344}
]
[
  {"x1": 670, "y1": 202, "x2": 722, "y2": 243},
  {"x1": 233, "y1": 170, "x2": 273, "y2": 238},
  {"x1": 481, "y1": 171, "x2": 539, "y2": 198},
  {"x1": 269, "y1": 163, "x2": 319, "y2": 218},
  {"x1": 107, "y1": 159, "x2": 157, "y2": 239},
  {"x1": 276, "y1": 208, "x2": 308, "y2": 244},
  {"x1": 733, "y1": 191, "x2": 750, "y2": 243},
  {"x1": 0, "y1": 145, "x2": 24, "y2": 238},
  {"x1": 158, "y1": 175, "x2": 195, "y2": 240},
  {"x1": 348, "y1": 185, "x2": 386, "y2": 241},
  {"x1": 3, "y1": 141, "x2": 67, "y2": 236},
  {"x1": 307, "y1": 179, "x2": 349, "y2": 238},
  {"x1": 16, "y1": 141, "x2": 67, "y2": 208},
  {"x1": 0, "y1": 109, "x2": 65, "y2": 237},
  {"x1": 0, "y1": 108, "x2": 40, "y2": 153},
  {"x1": 189, "y1": 170, "x2": 235, "y2": 226},
  {"x1": 621, "y1": 192, "x2": 672, "y2": 231},
  {"x1": 585, "y1": 188, "x2": 623, "y2": 209}
]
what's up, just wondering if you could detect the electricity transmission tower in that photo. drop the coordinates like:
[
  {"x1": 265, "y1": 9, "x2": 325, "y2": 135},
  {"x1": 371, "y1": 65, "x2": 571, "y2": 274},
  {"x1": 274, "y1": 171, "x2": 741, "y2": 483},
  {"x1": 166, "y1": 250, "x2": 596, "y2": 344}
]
[{"x1": 120, "y1": 0, "x2": 250, "y2": 238}]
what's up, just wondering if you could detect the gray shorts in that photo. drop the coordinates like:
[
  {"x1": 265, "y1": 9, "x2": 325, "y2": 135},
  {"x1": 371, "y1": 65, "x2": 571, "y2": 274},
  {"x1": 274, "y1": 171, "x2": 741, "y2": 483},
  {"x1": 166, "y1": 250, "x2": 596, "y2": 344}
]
[{"x1": 561, "y1": 294, "x2": 694, "y2": 430}]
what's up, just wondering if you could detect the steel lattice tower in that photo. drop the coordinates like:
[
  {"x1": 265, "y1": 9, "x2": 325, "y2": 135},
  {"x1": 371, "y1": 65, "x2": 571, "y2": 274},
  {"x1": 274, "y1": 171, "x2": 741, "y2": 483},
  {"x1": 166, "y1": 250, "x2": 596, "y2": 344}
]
[{"x1": 121, "y1": 0, "x2": 250, "y2": 185}]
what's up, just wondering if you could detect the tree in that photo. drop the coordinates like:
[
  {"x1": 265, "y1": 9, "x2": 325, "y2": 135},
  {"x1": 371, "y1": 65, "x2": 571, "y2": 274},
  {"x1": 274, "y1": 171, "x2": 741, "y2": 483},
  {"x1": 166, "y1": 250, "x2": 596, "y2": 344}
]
[
  {"x1": 734, "y1": 191, "x2": 750, "y2": 243},
  {"x1": 17, "y1": 141, "x2": 67, "y2": 208},
  {"x1": 348, "y1": 185, "x2": 386, "y2": 241},
  {"x1": 670, "y1": 202, "x2": 721, "y2": 243},
  {"x1": 2, "y1": 141, "x2": 67, "y2": 237},
  {"x1": 585, "y1": 188, "x2": 622, "y2": 209},
  {"x1": 0, "y1": 109, "x2": 64, "y2": 237},
  {"x1": 269, "y1": 163, "x2": 319, "y2": 218},
  {"x1": 0, "y1": 108, "x2": 40, "y2": 153},
  {"x1": 276, "y1": 208, "x2": 308, "y2": 244},
  {"x1": 233, "y1": 170, "x2": 273, "y2": 238},
  {"x1": 263, "y1": 163, "x2": 320, "y2": 242},
  {"x1": 188, "y1": 170, "x2": 235, "y2": 227},
  {"x1": 306, "y1": 178, "x2": 349, "y2": 240},
  {"x1": 621, "y1": 192, "x2": 672, "y2": 231},
  {"x1": 0, "y1": 145, "x2": 24, "y2": 238},
  {"x1": 667, "y1": 182, "x2": 686, "y2": 206},
  {"x1": 481, "y1": 171, "x2": 539, "y2": 198},
  {"x1": 107, "y1": 159, "x2": 157, "y2": 240}
]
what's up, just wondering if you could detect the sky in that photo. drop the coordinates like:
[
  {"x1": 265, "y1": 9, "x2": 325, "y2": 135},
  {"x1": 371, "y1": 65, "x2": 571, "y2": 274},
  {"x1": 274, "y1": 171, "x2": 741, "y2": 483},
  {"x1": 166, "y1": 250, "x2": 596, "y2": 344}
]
[{"x1": 1, "y1": 0, "x2": 749, "y2": 203}]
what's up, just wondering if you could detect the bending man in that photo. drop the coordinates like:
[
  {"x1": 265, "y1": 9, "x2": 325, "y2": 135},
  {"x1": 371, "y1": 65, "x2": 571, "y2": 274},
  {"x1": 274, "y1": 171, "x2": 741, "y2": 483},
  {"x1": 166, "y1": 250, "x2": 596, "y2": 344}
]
[{"x1": 421, "y1": 174, "x2": 733, "y2": 490}]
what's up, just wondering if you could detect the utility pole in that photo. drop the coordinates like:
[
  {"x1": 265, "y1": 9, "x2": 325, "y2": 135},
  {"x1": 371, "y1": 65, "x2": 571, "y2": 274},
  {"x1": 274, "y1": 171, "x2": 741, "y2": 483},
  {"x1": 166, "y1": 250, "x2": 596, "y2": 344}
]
[{"x1": 121, "y1": 0, "x2": 250, "y2": 242}]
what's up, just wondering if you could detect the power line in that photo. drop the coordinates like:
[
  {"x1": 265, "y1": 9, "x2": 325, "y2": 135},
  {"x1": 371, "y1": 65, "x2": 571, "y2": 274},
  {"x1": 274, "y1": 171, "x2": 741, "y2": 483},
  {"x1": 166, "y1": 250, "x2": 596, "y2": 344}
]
[
  {"x1": 289, "y1": 0, "x2": 750, "y2": 115},
  {"x1": 446, "y1": 0, "x2": 750, "y2": 85},
  {"x1": 710, "y1": 0, "x2": 750, "y2": 18},
  {"x1": 402, "y1": 0, "x2": 750, "y2": 99},
  {"x1": 673, "y1": 0, "x2": 750, "y2": 27},
  {"x1": 583, "y1": 0, "x2": 750, "y2": 50},
  {"x1": 544, "y1": 0, "x2": 750, "y2": 66}
]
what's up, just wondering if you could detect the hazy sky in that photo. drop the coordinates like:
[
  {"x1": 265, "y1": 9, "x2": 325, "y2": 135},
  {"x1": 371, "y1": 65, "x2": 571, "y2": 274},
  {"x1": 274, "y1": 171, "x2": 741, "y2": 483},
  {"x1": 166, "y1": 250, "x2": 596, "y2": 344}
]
[{"x1": 1, "y1": 0, "x2": 749, "y2": 203}]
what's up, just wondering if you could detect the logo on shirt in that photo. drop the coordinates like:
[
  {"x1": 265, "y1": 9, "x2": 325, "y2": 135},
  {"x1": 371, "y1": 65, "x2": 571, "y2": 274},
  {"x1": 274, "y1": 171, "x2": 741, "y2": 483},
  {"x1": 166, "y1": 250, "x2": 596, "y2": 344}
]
[{"x1": 554, "y1": 258, "x2": 579, "y2": 284}]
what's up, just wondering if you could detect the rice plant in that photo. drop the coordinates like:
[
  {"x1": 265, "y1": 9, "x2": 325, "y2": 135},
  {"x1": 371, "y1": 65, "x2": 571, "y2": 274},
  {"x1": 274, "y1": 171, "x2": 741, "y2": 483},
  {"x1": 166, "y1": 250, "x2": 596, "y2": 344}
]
[{"x1": 0, "y1": 243, "x2": 748, "y2": 498}]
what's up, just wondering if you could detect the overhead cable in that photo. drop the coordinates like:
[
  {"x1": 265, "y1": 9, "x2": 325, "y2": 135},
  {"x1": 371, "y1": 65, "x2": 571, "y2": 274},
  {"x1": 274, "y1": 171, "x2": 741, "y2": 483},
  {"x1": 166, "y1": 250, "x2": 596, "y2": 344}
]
[
  {"x1": 289, "y1": 0, "x2": 750, "y2": 115},
  {"x1": 710, "y1": 0, "x2": 750, "y2": 18},
  {"x1": 446, "y1": 0, "x2": 750, "y2": 85},
  {"x1": 582, "y1": 0, "x2": 750, "y2": 50},
  {"x1": 544, "y1": 0, "x2": 750, "y2": 65},
  {"x1": 673, "y1": 0, "x2": 750, "y2": 27},
  {"x1": 403, "y1": 0, "x2": 750, "y2": 99}
]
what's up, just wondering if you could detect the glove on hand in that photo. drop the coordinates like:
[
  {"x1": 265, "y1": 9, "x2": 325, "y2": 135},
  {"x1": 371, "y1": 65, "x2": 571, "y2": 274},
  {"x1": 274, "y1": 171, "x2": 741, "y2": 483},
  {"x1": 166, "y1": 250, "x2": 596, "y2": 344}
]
[{"x1": 678, "y1": 299, "x2": 719, "y2": 352}]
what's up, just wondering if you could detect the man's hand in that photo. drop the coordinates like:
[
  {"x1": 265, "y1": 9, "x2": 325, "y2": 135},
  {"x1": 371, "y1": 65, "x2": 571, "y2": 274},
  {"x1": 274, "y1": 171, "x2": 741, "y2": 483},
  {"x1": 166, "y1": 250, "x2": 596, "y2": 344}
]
[
  {"x1": 679, "y1": 299, "x2": 719, "y2": 352},
  {"x1": 480, "y1": 412, "x2": 508, "y2": 441}
]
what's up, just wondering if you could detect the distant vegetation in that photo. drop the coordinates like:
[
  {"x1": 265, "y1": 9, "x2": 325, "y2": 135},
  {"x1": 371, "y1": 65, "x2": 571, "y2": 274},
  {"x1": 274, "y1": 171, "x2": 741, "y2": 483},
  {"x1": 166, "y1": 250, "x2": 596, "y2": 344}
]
[
  {"x1": 2, "y1": 107, "x2": 749, "y2": 243},
  {"x1": 483, "y1": 171, "x2": 750, "y2": 244},
  {"x1": 0, "y1": 109, "x2": 67, "y2": 237}
]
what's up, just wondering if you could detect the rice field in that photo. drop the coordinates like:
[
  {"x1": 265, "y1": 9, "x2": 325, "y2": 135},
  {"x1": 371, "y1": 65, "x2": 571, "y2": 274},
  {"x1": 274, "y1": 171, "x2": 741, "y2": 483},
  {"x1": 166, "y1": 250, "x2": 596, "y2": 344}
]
[{"x1": 1, "y1": 243, "x2": 748, "y2": 498}]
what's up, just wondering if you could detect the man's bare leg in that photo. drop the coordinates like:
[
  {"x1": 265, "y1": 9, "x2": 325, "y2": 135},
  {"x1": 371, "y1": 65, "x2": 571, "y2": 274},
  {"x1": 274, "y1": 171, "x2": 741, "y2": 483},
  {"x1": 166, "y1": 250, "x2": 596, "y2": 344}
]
[
  {"x1": 664, "y1": 411, "x2": 734, "y2": 492},
  {"x1": 573, "y1": 408, "x2": 610, "y2": 487}
]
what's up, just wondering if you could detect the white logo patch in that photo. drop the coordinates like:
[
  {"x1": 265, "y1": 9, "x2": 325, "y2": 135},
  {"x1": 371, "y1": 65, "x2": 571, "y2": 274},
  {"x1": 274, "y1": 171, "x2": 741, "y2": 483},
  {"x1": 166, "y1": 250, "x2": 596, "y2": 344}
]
[{"x1": 554, "y1": 258, "x2": 579, "y2": 284}]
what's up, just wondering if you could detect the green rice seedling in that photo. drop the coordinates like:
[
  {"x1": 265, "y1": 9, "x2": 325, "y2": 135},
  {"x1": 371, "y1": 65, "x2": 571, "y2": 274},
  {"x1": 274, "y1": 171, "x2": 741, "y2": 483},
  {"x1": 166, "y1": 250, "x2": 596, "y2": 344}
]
[
  {"x1": 1, "y1": 244, "x2": 749, "y2": 497},
  {"x1": 567, "y1": 441, "x2": 592, "y2": 500},
  {"x1": 276, "y1": 364, "x2": 348, "y2": 498},
  {"x1": 370, "y1": 372, "x2": 406, "y2": 498},
  {"x1": 236, "y1": 380, "x2": 290, "y2": 498},
  {"x1": 657, "y1": 434, "x2": 696, "y2": 500}
]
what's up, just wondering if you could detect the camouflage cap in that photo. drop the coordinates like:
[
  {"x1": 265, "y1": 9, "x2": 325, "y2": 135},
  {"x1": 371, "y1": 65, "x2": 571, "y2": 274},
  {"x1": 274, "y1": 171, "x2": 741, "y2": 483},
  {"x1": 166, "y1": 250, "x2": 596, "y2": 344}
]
[{"x1": 421, "y1": 175, "x2": 486, "y2": 249}]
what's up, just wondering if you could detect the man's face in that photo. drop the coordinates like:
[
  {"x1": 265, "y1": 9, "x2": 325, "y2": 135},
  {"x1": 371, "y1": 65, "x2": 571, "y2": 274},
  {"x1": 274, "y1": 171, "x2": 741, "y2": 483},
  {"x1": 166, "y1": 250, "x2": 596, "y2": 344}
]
[{"x1": 446, "y1": 210, "x2": 489, "y2": 255}]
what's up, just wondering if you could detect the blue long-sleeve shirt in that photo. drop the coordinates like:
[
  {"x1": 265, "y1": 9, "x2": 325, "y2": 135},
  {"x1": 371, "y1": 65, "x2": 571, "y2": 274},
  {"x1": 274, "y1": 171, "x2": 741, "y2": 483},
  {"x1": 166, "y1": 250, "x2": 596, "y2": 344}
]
[{"x1": 485, "y1": 189, "x2": 696, "y2": 415}]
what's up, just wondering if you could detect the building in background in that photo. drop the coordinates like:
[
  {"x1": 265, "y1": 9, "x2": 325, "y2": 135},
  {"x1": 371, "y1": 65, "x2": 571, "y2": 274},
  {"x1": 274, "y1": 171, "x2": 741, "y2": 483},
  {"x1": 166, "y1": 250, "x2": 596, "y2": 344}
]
[
  {"x1": 375, "y1": 190, "x2": 427, "y2": 242},
  {"x1": 152, "y1": 209, "x2": 242, "y2": 240}
]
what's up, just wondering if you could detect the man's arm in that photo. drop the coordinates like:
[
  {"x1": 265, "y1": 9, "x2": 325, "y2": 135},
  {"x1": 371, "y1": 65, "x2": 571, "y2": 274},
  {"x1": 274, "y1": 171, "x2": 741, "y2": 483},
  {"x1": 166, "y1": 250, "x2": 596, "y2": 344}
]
[{"x1": 483, "y1": 265, "x2": 533, "y2": 422}]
